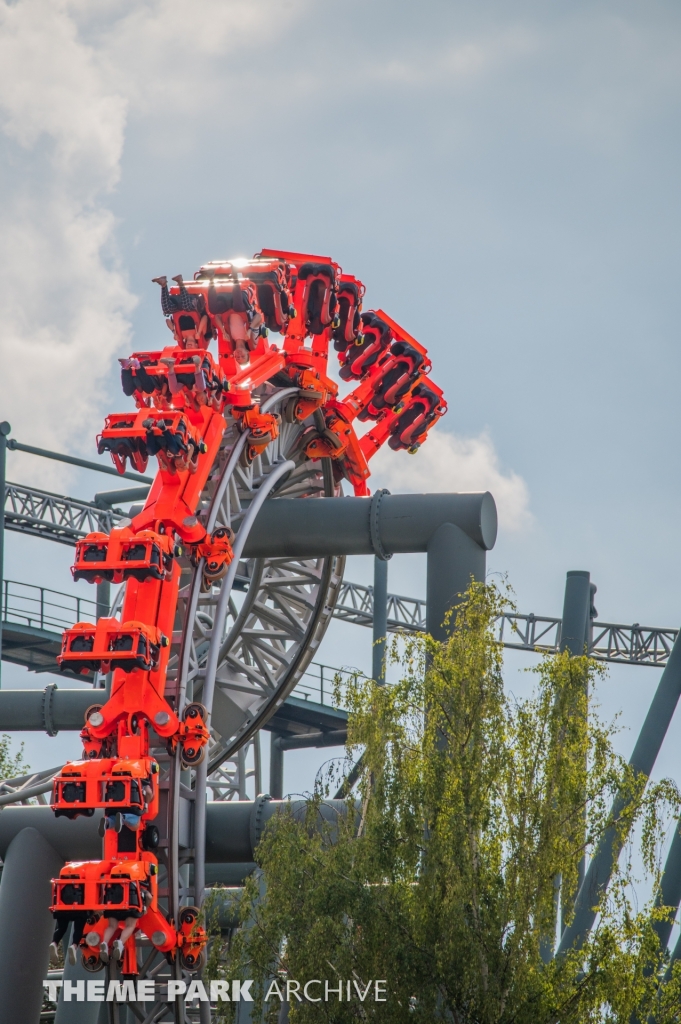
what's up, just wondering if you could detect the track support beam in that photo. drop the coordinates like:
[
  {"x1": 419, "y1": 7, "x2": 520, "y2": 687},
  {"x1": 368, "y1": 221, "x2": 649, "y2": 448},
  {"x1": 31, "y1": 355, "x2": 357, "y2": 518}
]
[
  {"x1": 0, "y1": 826, "x2": 63, "y2": 1024},
  {"x1": 270, "y1": 734, "x2": 284, "y2": 799},
  {"x1": 372, "y1": 555, "x2": 389, "y2": 684},
  {"x1": 0, "y1": 421, "x2": 10, "y2": 688},
  {"x1": 558, "y1": 627, "x2": 681, "y2": 955}
]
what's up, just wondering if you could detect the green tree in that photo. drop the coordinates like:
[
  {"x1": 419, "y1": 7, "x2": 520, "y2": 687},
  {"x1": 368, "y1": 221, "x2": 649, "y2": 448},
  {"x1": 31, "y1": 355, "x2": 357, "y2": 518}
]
[
  {"x1": 215, "y1": 582, "x2": 681, "y2": 1022},
  {"x1": 0, "y1": 733, "x2": 26, "y2": 781}
]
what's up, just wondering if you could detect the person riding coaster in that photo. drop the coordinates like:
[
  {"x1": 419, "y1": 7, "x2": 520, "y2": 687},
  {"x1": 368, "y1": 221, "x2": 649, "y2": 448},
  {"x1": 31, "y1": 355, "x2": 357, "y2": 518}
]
[
  {"x1": 120, "y1": 349, "x2": 228, "y2": 412},
  {"x1": 153, "y1": 275, "x2": 213, "y2": 349}
]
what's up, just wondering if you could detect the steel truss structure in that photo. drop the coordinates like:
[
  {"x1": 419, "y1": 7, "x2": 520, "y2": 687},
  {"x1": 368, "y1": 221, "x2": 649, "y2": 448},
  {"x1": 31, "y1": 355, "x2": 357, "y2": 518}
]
[
  {"x1": 3, "y1": 508, "x2": 679, "y2": 670},
  {"x1": 4, "y1": 481, "x2": 119, "y2": 544},
  {"x1": 335, "y1": 580, "x2": 679, "y2": 668}
]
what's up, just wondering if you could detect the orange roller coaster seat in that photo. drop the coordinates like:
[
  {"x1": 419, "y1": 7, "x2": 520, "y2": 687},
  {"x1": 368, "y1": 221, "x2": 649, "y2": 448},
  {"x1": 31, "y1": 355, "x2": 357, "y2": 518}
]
[
  {"x1": 52, "y1": 757, "x2": 159, "y2": 820},
  {"x1": 357, "y1": 340, "x2": 430, "y2": 421},
  {"x1": 295, "y1": 262, "x2": 339, "y2": 336},
  {"x1": 332, "y1": 276, "x2": 365, "y2": 352},
  {"x1": 98, "y1": 409, "x2": 206, "y2": 476},
  {"x1": 72, "y1": 527, "x2": 177, "y2": 585},
  {"x1": 120, "y1": 349, "x2": 228, "y2": 409},
  {"x1": 338, "y1": 311, "x2": 393, "y2": 381},
  {"x1": 388, "y1": 380, "x2": 447, "y2": 452},
  {"x1": 58, "y1": 619, "x2": 168, "y2": 676},
  {"x1": 51, "y1": 857, "x2": 157, "y2": 917}
]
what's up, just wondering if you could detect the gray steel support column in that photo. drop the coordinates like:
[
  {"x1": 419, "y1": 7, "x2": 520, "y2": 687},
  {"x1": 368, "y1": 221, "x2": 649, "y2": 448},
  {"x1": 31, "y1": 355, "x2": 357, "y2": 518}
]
[
  {"x1": 653, "y1": 824, "x2": 681, "y2": 989},
  {"x1": 55, "y1": 948, "x2": 100, "y2": 1024},
  {"x1": 560, "y1": 570, "x2": 591, "y2": 656},
  {"x1": 372, "y1": 556, "x2": 388, "y2": 684},
  {"x1": 95, "y1": 580, "x2": 110, "y2": 622},
  {"x1": 426, "y1": 523, "x2": 486, "y2": 642},
  {"x1": 0, "y1": 421, "x2": 10, "y2": 687},
  {"x1": 652, "y1": 820, "x2": 681, "y2": 952},
  {"x1": 665, "y1": 916, "x2": 681, "y2": 980},
  {"x1": 558, "y1": 628, "x2": 681, "y2": 955},
  {"x1": 269, "y1": 734, "x2": 284, "y2": 799},
  {"x1": 0, "y1": 826, "x2": 63, "y2": 1024},
  {"x1": 557, "y1": 570, "x2": 592, "y2": 943},
  {"x1": 588, "y1": 582, "x2": 598, "y2": 650}
]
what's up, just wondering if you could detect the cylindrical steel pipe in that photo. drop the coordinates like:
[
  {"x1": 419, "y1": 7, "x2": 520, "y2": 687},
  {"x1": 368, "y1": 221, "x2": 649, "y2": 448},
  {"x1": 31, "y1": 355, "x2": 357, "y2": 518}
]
[
  {"x1": 650, "y1": 818, "x2": 681, "y2": 953},
  {"x1": 560, "y1": 570, "x2": 591, "y2": 656},
  {"x1": 372, "y1": 556, "x2": 388, "y2": 685},
  {"x1": 270, "y1": 733, "x2": 284, "y2": 799},
  {"x1": 242, "y1": 492, "x2": 497, "y2": 559},
  {"x1": 0, "y1": 826, "x2": 63, "y2": 1024},
  {"x1": 426, "y1": 522, "x2": 486, "y2": 641},
  {"x1": 559, "y1": 569, "x2": 593, "y2": 933},
  {"x1": 0, "y1": 799, "x2": 351, "y2": 865},
  {"x1": 0, "y1": 688, "x2": 94, "y2": 732}
]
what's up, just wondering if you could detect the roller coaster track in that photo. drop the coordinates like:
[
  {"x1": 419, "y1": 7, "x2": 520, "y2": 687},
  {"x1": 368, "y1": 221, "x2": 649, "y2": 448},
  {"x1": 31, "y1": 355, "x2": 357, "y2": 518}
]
[{"x1": 39, "y1": 250, "x2": 447, "y2": 1022}]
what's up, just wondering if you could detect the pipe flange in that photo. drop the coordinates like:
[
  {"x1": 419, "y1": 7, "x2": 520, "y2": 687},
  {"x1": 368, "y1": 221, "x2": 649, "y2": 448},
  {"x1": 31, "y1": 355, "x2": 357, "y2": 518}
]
[
  {"x1": 42, "y1": 682, "x2": 58, "y2": 737},
  {"x1": 249, "y1": 793, "x2": 272, "y2": 857},
  {"x1": 369, "y1": 488, "x2": 392, "y2": 561}
]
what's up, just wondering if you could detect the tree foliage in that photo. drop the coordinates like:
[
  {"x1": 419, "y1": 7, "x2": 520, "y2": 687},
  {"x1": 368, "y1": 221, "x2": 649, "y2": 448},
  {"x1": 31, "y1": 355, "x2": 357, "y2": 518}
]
[
  {"x1": 0, "y1": 733, "x2": 26, "y2": 781},
  {"x1": 214, "y1": 582, "x2": 681, "y2": 1022}
]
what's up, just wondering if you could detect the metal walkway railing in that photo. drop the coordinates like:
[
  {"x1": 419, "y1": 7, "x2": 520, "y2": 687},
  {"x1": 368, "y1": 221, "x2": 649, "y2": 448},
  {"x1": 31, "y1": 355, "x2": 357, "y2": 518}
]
[
  {"x1": 2, "y1": 579, "x2": 97, "y2": 633},
  {"x1": 2, "y1": 578, "x2": 678, "y2": 702}
]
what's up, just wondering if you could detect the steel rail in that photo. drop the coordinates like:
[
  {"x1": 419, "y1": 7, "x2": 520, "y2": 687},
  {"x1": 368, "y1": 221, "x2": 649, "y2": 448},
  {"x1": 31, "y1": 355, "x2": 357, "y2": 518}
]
[
  {"x1": 6, "y1": 438, "x2": 153, "y2": 483},
  {"x1": 193, "y1": 458, "x2": 296, "y2": 919}
]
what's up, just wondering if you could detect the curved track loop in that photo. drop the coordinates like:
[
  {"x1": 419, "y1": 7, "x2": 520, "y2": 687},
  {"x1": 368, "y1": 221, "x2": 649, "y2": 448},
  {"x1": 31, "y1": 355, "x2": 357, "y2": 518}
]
[
  {"x1": 165, "y1": 386, "x2": 344, "y2": 954},
  {"x1": 170, "y1": 387, "x2": 343, "y2": 772}
]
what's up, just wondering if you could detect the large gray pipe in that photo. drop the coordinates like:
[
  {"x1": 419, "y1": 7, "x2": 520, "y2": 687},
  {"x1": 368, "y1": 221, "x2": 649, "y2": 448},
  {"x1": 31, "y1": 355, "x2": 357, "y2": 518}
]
[
  {"x1": 558, "y1": 629, "x2": 681, "y2": 955},
  {"x1": 242, "y1": 492, "x2": 496, "y2": 642},
  {"x1": 426, "y1": 522, "x2": 486, "y2": 641},
  {"x1": 270, "y1": 732, "x2": 284, "y2": 799},
  {"x1": 372, "y1": 555, "x2": 389, "y2": 685},
  {"x1": 558, "y1": 569, "x2": 593, "y2": 937},
  {"x1": 242, "y1": 492, "x2": 497, "y2": 559},
  {"x1": 0, "y1": 827, "x2": 63, "y2": 1024},
  {"x1": 652, "y1": 820, "x2": 681, "y2": 952},
  {"x1": 0, "y1": 687, "x2": 94, "y2": 732},
  {"x1": 0, "y1": 799, "x2": 350, "y2": 864},
  {"x1": 0, "y1": 492, "x2": 498, "y2": 735},
  {"x1": 560, "y1": 570, "x2": 591, "y2": 657}
]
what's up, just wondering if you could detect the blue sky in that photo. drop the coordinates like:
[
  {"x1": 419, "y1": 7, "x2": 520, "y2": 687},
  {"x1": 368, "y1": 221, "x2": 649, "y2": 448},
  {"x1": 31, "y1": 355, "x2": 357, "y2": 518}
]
[{"x1": 1, "y1": 0, "x2": 681, "y2": 796}]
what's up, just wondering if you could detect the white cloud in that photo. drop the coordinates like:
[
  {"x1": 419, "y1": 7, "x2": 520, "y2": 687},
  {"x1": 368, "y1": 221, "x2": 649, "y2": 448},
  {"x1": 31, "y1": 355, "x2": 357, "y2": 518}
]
[
  {"x1": 369, "y1": 428, "x2": 532, "y2": 533},
  {"x1": 92, "y1": 0, "x2": 308, "y2": 114},
  {"x1": 0, "y1": 0, "x2": 133, "y2": 486}
]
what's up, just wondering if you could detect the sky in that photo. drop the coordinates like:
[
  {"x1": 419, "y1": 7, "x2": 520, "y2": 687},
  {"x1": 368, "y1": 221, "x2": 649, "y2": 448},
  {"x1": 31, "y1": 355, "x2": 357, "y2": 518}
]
[{"x1": 1, "y1": 0, "x2": 681, "y2": 803}]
